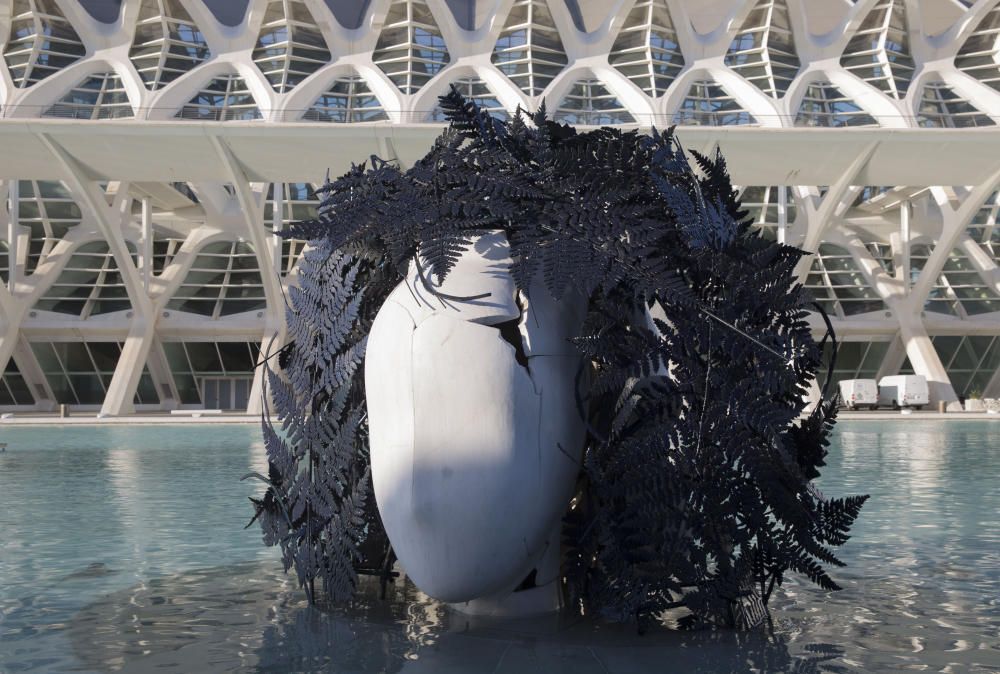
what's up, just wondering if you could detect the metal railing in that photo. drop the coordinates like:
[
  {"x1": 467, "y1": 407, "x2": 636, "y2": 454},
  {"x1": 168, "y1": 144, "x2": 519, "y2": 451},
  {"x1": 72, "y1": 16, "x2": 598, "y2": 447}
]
[{"x1": 1, "y1": 104, "x2": 996, "y2": 128}]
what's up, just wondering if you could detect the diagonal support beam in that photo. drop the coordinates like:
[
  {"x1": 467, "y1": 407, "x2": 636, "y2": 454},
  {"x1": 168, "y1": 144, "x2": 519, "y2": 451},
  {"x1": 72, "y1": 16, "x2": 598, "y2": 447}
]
[
  {"x1": 35, "y1": 132, "x2": 150, "y2": 317},
  {"x1": 0, "y1": 279, "x2": 26, "y2": 381},
  {"x1": 209, "y1": 135, "x2": 284, "y2": 324},
  {"x1": 796, "y1": 141, "x2": 880, "y2": 282},
  {"x1": 908, "y1": 167, "x2": 1000, "y2": 309},
  {"x1": 211, "y1": 135, "x2": 288, "y2": 416},
  {"x1": 36, "y1": 132, "x2": 156, "y2": 415}
]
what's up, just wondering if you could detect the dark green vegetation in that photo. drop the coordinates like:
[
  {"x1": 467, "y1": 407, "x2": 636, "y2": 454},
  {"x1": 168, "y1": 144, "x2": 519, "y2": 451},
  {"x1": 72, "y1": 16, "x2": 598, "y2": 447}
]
[{"x1": 246, "y1": 87, "x2": 867, "y2": 629}]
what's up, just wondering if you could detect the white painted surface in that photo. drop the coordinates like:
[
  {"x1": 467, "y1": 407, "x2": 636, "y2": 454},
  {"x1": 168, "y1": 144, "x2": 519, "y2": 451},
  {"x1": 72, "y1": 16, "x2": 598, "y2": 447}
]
[{"x1": 366, "y1": 233, "x2": 586, "y2": 609}]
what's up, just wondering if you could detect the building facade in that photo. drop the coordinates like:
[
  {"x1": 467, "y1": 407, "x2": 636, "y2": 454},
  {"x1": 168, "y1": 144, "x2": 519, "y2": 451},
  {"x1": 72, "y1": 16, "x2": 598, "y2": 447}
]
[{"x1": 1, "y1": 0, "x2": 999, "y2": 414}]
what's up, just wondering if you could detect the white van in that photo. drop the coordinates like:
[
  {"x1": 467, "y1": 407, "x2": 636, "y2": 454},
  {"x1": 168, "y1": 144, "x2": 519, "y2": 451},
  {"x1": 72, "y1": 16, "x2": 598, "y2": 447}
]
[
  {"x1": 877, "y1": 375, "x2": 930, "y2": 410},
  {"x1": 838, "y1": 379, "x2": 878, "y2": 410}
]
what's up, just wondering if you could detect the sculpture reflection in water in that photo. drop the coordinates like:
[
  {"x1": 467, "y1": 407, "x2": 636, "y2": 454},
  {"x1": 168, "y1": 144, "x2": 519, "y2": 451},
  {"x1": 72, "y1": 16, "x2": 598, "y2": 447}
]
[
  {"x1": 245, "y1": 87, "x2": 868, "y2": 630},
  {"x1": 66, "y1": 563, "x2": 845, "y2": 673}
]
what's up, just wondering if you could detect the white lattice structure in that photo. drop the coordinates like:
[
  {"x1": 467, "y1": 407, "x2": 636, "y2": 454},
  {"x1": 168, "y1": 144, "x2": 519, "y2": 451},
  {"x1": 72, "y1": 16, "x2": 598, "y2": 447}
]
[{"x1": 2, "y1": 0, "x2": 1000, "y2": 415}]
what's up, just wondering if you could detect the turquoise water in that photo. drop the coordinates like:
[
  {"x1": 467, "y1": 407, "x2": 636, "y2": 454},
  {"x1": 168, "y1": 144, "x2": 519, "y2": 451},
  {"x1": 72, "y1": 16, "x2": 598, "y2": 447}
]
[{"x1": 0, "y1": 421, "x2": 998, "y2": 673}]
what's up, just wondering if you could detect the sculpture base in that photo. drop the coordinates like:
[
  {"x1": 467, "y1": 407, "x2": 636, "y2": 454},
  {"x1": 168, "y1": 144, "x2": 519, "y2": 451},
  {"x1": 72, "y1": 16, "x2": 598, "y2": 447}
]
[{"x1": 448, "y1": 579, "x2": 563, "y2": 617}]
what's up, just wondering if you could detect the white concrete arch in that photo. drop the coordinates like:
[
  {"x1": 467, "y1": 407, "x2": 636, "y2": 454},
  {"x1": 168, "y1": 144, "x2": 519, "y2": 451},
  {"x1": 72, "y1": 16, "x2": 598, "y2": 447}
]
[
  {"x1": 659, "y1": 64, "x2": 783, "y2": 128},
  {"x1": 430, "y1": 0, "x2": 508, "y2": 59},
  {"x1": 235, "y1": 61, "x2": 282, "y2": 119},
  {"x1": 278, "y1": 61, "x2": 396, "y2": 121},
  {"x1": 537, "y1": 65, "x2": 626, "y2": 124},
  {"x1": 353, "y1": 60, "x2": 409, "y2": 121},
  {"x1": 931, "y1": 0, "x2": 1000, "y2": 53},
  {"x1": 300, "y1": 0, "x2": 346, "y2": 55},
  {"x1": 19, "y1": 226, "x2": 99, "y2": 307},
  {"x1": 363, "y1": 0, "x2": 463, "y2": 112},
  {"x1": 143, "y1": 61, "x2": 271, "y2": 120},
  {"x1": 312, "y1": 0, "x2": 385, "y2": 55},
  {"x1": 910, "y1": 67, "x2": 1000, "y2": 126},
  {"x1": 828, "y1": 224, "x2": 906, "y2": 307},
  {"x1": 476, "y1": 62, "x2": 531, "y2": 115},
  {"x1": 809, "y1": 0, "x2": 879, "y2": 56},
  {"x1": 53, "y1": 0, "x2": 114, "y2": 52},
  {"x1": 910, "y1": 175, "x2": 1000, "y2": 309},
  {"x1": 539, "y1": 0, "x2": 591, "y2": 61},
  {"x1": 554, "y1": 0, "x2": 633, "y2": 57},
  {"x1": 153, "y1": 228, "x2": 263, "y2": 308},
  {"x1": 934, "y1": 68, "x2": 1000, "y2": 126},
  {"x1": 821, "y1": 65, "x2": 911, "y2": 128},
  {"x1": 5, "y1": 58, "x2": 105, "y2": 117},
  {"x1": 783, "y1": 0, "x2": 814, "y2": 64},
  {"x1": 410, "y1": 62, "x2": 511, "y2": 119},
  {"x1": 181, "y1": 0, "x2": 256, "y2": 55},
  {"x1": 901, "y1": 0, "x2": 935, "y2": 66},
  {"x1": 660, "y1": 0, "x2": 704, "y2": 63},
  {"x1": 784, "y1": 66, "x2": 889, "y2": 128},
  {"x1": 680, "y1": 1, "x2": 744, "y2": 58}
]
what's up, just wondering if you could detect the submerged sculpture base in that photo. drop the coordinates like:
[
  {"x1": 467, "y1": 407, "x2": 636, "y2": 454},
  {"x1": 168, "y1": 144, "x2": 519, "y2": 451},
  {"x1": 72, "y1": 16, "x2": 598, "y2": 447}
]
[{"x1": 449, "y1": 580, "x2": 563, "y2": 617}]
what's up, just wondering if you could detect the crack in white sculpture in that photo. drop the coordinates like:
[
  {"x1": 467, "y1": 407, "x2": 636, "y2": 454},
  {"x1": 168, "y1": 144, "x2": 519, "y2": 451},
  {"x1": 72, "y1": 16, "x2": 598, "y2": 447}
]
[{"x1": 365, "y1": 231, "x2": 588, "y2": 615}]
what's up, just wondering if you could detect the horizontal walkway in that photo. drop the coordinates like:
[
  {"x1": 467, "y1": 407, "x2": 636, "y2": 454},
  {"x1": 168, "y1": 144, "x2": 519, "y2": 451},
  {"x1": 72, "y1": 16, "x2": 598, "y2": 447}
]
[{"x1": 0, "y1": 121, "x2": 999, "y2": 186}]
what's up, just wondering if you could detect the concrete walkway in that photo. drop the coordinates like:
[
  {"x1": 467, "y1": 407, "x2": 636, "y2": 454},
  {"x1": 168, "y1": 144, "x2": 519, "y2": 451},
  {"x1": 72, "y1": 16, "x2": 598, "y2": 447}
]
[
  {"x1": 0, "y1": 412, "x2": 259, "y2": 426},
  {"x1": 838, "y1": 409, "x2": 1000, "y2": 420},
  {"x1": 2, "y1": 410, "x2": 999, "y2": 426}
]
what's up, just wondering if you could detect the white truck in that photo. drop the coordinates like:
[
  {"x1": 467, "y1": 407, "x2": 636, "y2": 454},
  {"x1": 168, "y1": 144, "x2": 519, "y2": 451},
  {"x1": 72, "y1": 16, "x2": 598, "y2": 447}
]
[
  {"x1": 877, "y1": 374, "x2": 930, "y2": 410},
  {"x1": 838, "y1": 379, "x2": 879, "y2": 410}
]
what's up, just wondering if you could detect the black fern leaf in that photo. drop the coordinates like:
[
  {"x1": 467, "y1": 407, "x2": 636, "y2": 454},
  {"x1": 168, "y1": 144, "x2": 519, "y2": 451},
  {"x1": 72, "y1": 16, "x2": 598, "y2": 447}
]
[
  {"x1": 249, "y1": 239, "x2": 398, "y2": 603},
  {"x1": 252, "y1": 88, "x2": 868, "y2": 629}
]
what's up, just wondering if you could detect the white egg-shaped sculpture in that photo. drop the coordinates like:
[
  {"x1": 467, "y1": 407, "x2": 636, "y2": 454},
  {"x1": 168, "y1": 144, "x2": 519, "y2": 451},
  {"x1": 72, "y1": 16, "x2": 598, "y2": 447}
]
[{"x1": 365, "y1": 232, "x2": 588, "y2": 615}]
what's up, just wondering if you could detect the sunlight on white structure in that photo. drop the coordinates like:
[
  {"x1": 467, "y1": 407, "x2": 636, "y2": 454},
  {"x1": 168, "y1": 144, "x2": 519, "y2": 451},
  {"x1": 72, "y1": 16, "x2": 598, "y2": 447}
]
[
  {"x1": 130, "y1": 0, "x2": 211, "y2": 91},
  {"x1": 724, "y1": 0, "x2": 799, "y2": 98},
  {"x1": 4, "y1": 0, "x2": 86, "y2": 88},
  {"x1": 166, "y1": 241, "x2": 266, "y2": 317},
  {"x1": 264, "y1": 183, "x2": 316, "y2": 275},
  {"x1": 35, "y1": 241, "x2": 136, "y2": 317},
  {"x1": 492, "y1": 0, "x2": 568, "y2": 97},
  {"x1": 373, "y1": 0, "x2": 449, "y2": 95},
  {"x1": 675, "y1": 80, "x2": 757, "y2": 125},
  {"x1": 955, "y1": 4, "x2": 1000, "y2": 92},
  {"x1": 151, "y1": 232, "x2": 185, "y2": 274},
  {"x1": 740, "y1": 186, "x2": 795, "y2": 241},
  {"x1": 794, "y1": 81, "x2": 877, "y2": 127},
  {"x1": 940, "y1": 248, "x2": 1000, "y2": 316},
  {"x1": 302, "y1": 74, "x2": 389, "y2": 122},
  {"x1": 902, "y1": 336, "x2": 1000, "y2": 396},
  {"x1": 865, "y1": 242, "x2": 895, "y2": 275},
  {"x1": 16, "y1": 180, "x2": 83, "y2": 274},
  {"x1": 553, "y1": 79, "x2": 634, "y2": 125},
  {"x1": 609, "y1": 0, "x2": 684, "y2": 98},
  {"x1": 44, "y1": 72, "x2": 134, "y2": 120},
  {"x1": 969, "y1": 191, "x2": 1000, "y2": 262},
  {"x1": 840, "y1": 0, "x2": 912, "y2": 100},
  {"x1": 916, "y1": 81, "x2": 994, "y2": 128},
  {"x1": 910, "y1": 243, "x2": 960, "y2": 316},
  {"x1": 428, "y1": 77, "x2": 507, "y2": 121},
  {"x1": 806, "y1": 243, "x2": 886, "y2": 317},
  {"x1": 253, "y1": 0, "x2": 331, "y2": 93},
  {"x1": 175, "y1": 73, "x2": 262, "y2": 120}
]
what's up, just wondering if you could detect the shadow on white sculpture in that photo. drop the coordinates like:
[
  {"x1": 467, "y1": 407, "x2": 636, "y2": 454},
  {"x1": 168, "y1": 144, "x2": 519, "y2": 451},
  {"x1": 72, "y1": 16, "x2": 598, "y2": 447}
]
[{"x1": 366, "y1": 231, "x2": 588, "y2": 616}]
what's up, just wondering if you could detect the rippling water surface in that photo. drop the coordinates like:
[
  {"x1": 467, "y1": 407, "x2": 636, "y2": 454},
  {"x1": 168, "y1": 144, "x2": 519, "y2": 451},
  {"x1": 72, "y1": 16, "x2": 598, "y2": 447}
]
[{"x1": 0, "y1": 421, "x2": 998, "y2": 673}]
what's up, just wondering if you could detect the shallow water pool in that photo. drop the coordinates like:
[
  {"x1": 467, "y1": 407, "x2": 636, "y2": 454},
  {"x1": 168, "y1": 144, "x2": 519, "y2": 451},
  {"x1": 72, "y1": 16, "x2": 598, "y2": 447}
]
[{"x1": 0, "y1": 421, "x2": 998, "y2": 673}]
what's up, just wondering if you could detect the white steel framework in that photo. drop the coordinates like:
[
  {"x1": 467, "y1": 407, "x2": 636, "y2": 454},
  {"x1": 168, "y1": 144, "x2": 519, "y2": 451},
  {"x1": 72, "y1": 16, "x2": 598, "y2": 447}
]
[{"x1": 1, "y1": 0, "x2": 1000, "y2": 415}]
